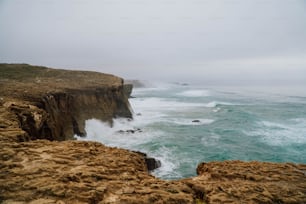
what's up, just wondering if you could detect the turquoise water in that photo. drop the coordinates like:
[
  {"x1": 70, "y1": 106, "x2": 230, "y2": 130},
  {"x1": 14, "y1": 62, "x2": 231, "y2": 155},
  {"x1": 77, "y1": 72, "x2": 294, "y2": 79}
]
[{"x1": 79, "y1": 83, "x2": 306, "y2": 180}]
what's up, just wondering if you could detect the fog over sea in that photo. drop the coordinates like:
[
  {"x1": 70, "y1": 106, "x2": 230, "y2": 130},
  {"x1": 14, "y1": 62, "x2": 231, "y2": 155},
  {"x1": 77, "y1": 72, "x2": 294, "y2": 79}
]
[{"x1": 78, "y1": 83, "x2": 306, "y2": 180}]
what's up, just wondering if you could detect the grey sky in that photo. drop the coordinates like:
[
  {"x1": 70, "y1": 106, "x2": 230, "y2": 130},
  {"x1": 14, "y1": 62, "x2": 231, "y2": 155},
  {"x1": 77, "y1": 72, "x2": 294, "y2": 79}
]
[{"x1": 0, "y1": 0, "x2": 306, "y2": 85}]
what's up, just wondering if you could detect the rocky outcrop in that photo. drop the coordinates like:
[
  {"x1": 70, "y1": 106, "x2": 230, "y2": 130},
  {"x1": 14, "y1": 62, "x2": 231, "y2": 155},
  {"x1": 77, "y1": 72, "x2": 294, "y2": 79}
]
[
  {"x1": 1, "y1": 64, "x2": 306, "y2": 203},
  {"x1": 0, "y1": 140, "x2": 194, "y2": 203},
  {"x1": 133, "y1": 151, "x2": 162, "y2": 171},
  {"x1": 123, "y1": 84, "x2": 133, "y2": 98},
  {"x1": 184, "y1": 161, "x2": 306, "y2": 203}
]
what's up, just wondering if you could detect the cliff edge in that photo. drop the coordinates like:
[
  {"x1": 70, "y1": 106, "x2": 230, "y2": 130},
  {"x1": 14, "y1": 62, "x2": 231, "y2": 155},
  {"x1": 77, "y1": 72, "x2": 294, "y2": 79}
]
[{"x1": 0, "y1": 64, "x2": 305, "y2": 204}]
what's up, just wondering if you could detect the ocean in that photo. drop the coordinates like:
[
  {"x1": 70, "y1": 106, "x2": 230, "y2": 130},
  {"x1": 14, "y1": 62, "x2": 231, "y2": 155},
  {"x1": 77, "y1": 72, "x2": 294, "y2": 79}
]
[{"x1": 78, "y1": 83, "x2": 306, "y2": 180}]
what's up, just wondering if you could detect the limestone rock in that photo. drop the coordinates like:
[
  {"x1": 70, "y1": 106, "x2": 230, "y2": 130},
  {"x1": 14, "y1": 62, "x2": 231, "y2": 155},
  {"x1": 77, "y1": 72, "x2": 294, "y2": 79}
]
[
  {"x1": 183, "y1": 161, "x2": 306, "y2": 203},
  {"x1": 0, "y1": 140, "x2": 194, "y2": 203}
]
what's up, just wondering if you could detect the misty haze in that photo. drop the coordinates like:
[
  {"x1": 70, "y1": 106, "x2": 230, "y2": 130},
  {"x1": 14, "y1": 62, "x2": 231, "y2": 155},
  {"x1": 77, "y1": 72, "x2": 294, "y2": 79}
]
[{"x1": 1, "y1": 0, "x2": 306, "y2": 85}]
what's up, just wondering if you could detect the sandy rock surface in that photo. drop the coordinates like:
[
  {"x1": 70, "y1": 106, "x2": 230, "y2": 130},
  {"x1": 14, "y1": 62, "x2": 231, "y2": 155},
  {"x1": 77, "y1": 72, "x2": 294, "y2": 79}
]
[{"x1": 0, "y1": 140, "x2": 194, "y2": 203}]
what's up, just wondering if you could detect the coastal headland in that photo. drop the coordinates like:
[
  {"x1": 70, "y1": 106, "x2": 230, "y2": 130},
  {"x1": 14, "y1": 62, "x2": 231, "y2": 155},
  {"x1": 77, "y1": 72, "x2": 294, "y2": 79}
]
[{"x1": 0, "y1": 64, "x2": 305, "y2": 203}]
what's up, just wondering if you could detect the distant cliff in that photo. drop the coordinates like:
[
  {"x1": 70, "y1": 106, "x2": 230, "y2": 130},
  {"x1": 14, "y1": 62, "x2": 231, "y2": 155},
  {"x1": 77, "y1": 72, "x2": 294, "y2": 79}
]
[{"x1": 123, "y1": 83, "x2": 133, "y2": 98}]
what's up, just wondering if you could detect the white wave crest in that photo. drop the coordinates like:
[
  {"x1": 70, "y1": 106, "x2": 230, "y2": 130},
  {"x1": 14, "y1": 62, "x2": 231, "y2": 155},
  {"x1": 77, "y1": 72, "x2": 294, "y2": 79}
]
[
  {"x1": 204, "y1": 101, "x2": 235, "y2": 108},
  {"x1": 76, "y1": 118, "x2": 162, "y2": 149},
  {"x1": 176, "y1": 90, "x2": 211, "y2": 97},
  {"x1": 245, "y1": 120, "x2": 306, "y2": 146},
  {"x1": 150, "y1": 146, "x2": 181, "y2": 179},
  {"x1": 165, "y1": 118, "x2": 214, "y2": 126}
]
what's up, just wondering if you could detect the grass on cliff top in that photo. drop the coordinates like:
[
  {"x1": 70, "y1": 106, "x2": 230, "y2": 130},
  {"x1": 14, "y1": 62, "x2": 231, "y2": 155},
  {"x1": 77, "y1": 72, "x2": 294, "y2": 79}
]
[
  {"x1": 0, "y1": 64, "x2": 48, "y2": 80},
  {"x1": 0, "y1": 64, "x2": 123, "y2": 99},
  {"x1": 0, "y1": 63, "x2": 121, "y2": 84}
]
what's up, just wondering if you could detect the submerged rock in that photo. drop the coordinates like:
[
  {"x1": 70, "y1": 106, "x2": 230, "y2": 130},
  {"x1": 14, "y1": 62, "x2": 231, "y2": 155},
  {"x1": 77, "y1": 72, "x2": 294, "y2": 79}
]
[
  {"x1": 145, "y1": 157, "x2": 162, "y2": 171},
  {"x1": 117, "y1": 128, "x2": 143, "y2": 134},
  {"x1": 133, "y1": 151, "x2": 161, "y2": 171}
]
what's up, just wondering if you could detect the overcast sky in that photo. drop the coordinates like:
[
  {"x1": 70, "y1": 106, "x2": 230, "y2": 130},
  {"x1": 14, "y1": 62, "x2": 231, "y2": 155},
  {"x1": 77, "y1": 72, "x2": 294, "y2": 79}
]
[{"x1": 0, "y1": 0, "x2": 306, "y2": 85}]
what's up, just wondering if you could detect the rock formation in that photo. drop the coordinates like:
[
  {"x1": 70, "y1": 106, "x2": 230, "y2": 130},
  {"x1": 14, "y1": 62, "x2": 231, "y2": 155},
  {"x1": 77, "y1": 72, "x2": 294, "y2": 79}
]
[
  {"x1": 0, "y1": 64, "x2": 132, "y2": 141},
  {"x1": 1, "y1": 64, "x2": 305, "y2": 203},
  {"x1": 185, "y1": 161, "x2": 306, "y2": 203},
  {"x1": 0, "y1": 140, "x2": 194, "y2": 203},
  {"x1": 123, "y1": 84, "x2": 133, "y2": 98}
]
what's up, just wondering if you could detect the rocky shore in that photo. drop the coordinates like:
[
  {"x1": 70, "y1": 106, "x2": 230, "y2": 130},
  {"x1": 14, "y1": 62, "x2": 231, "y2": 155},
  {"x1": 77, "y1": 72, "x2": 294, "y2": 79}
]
[{"x1": 1, "y1": 64, "x2": 305, "y2": 203}]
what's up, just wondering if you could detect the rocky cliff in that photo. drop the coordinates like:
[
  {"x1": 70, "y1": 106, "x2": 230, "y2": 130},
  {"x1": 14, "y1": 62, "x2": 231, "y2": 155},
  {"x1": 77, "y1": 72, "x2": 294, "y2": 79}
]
[
  {"x1": 1, "y1": 64, "x2": 305, "y2": 204},
  {"x1": 0, "y1": 64, "x2": 132, "y2": 141}
]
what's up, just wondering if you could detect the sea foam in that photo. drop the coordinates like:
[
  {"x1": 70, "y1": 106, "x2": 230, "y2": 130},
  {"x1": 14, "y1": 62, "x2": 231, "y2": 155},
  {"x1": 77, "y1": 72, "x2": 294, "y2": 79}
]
[
  {"x1": 245, "y1": 120, "x2": 306, "y2": 146},
  {"x1": 176, "y1": 90, "x2": 211, "y2": 97},
  {"x1": 204, "y1": 101, "x2": 236, "y2": 108},
  {"x1": 77, "y1": 118, "x2": 180, "y2": 179},
  {"x1": 77, "y1": 118, "x2": 162, "y2": 148}
]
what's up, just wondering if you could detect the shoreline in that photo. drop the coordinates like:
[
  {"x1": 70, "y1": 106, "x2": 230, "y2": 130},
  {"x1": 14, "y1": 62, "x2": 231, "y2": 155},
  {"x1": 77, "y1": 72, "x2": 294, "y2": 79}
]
[{"x1": 1, "y1": 64, "x2": 305, "y2": 203}]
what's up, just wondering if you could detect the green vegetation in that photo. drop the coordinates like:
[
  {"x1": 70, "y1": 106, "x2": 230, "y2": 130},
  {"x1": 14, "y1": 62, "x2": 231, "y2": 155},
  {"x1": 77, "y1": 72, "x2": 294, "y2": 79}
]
[
  {"x1": 0, "y1": 63, "x2": 120, "y2": 84},
  {"x1": 0, "y1": 63, "x2": 123, "y2": 100},
  {"x1": 0, "y1": 64, "x2": 48, "y2": 81}
]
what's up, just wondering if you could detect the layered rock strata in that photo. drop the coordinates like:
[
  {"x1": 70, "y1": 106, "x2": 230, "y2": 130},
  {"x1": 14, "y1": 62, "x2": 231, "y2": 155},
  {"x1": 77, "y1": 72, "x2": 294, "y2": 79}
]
[{"x1": 1, "y1": 64, "x2": 305, "y2": 204}]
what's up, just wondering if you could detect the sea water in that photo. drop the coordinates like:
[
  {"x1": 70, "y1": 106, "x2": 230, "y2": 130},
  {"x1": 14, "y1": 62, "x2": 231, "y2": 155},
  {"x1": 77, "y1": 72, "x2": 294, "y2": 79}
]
[{"x1": 77, "y1": 83, "x2": 306, "y2": 180}]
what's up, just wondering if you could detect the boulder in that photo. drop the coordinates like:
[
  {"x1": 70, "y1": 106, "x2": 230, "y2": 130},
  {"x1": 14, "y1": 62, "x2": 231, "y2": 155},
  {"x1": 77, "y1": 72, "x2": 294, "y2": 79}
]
[{"x1": 145, "y1": 157, "x2": 162, "y2": 171}]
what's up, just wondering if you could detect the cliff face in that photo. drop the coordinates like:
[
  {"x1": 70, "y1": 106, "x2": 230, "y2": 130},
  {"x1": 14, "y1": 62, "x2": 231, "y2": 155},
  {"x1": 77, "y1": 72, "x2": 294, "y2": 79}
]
[
  {"x1": 1, "y1": 64, "x2": 306, "y2": 204},
  {"x1": 41, "y1": 87, "x2": 131, "y2": 140}
]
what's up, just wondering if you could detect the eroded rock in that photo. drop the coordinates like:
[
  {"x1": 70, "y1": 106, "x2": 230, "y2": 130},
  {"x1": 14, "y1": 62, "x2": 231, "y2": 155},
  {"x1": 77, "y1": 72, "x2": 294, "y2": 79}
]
[
  {"x1": 185, "y1": 161, "x2": 306, "y2": 203},
  {"x1": 145, "y1": 157, "x2": 162, "y2": 171},
  {"x1": 0, "y1": 140, "x2": 194, "y2": 203},
  {"x1": 117, "y1": 128, "x2": 143, "y2": 134},
  {"x1": 133, "y1": 151, "x2": 161, "y2": 171}
]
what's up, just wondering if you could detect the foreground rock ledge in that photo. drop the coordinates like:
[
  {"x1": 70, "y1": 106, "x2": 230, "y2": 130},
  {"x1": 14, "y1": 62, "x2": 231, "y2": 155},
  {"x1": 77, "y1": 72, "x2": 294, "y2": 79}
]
[{"x1": 1, "y1": 64, "x2": 306, "y2": 203}]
